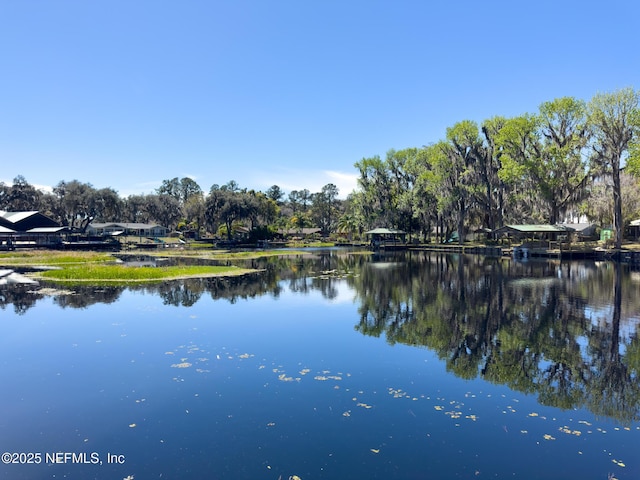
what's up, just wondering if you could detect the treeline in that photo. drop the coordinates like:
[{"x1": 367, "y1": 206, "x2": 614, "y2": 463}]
[
  {"x1": 1, "y1": 88, "x2": 639, "y2": 245},
  {"x1": 344, "y1": 88, "x2": 640, "y2": 248},
  {"x1": 0, "y1": 175, "x2": 344, "y2": 241}
]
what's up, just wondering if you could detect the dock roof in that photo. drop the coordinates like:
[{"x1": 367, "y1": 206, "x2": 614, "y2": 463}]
[
  {"x1": 495, "y1": 224, "x2": 575, "y2": 235},
  {"x1": 364, "y1": 228, "x2": 406, "y2": 235}
]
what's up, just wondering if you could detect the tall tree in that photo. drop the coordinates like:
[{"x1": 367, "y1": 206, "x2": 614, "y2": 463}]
[
  {"x1": 311, "y1": 183, "x2": 340, "y2": 236},
  {"x1": 205, "y1": 183, "x2": 249, "y2": 241},
  {"x1": 288, "y1": 190, "x2": 301, "y2": 216},
  {"x1": 415, "y1": 143, "x2": 456, "y2": 242},
  {"x1": 124, "y1": 194, "x2": 150, "y2": 223},
  {"x1": 245, "y1": 190, "x2": 278, "y2": 230},
  {"x1": 354, "y1": 155, "x2": 393, "y2": 229},
  {"x1": 91, "y1": 187, "x2": 123, "y2": 222},
  {"x1": 339, "y1": 192, "x2": 369, "y2": 240},
  {"x1": 439, "y1": 121, "x2": 484, "y2": 244},
  {"x1": 386, "y1": 148, "x2": 421, "y2": 238},
  {"x1": 588, "y1": 87, "x2": 640, "y2": 248},
  {"x1": 298, "y1": 189, "x2": 311, "y2": 212},
  {"x1": 183, "y1": 194, "x2": 205, "y2": 235},
  {"x1": 265, "y1": 185, "x2": 284, "y2": 204},
  {"x1": 179, "y1": 177, "x2": 203, "y2": 204},
  {"x1": 479, "y1": 116, "x2": 507, "y2": 230},
  {"x1": 144, "y1": 194, "x2": 182, "y2": 229},
  {"x1": 157, "y1": 177, "x2": 202, "y2": 208},
  {"x1": 53, "y1": 180, "x2": 97, "y2": 231},
  {"x1": 537, "y1": 97, "x2": 591, "y2": 223},
  {"x1": 0, "y1": 176, "x2": 42, "y2": 211},
  {"x1": 496, "y1": 114, "x2": 547, "y2": 222},
  {"x1": 156, "y1": 177, "x2": 181, "y2": 200}
]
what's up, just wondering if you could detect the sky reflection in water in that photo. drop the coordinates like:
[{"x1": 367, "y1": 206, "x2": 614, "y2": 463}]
[{"x1": 0, "y1": 251, "x2": 639, "y2": 479}]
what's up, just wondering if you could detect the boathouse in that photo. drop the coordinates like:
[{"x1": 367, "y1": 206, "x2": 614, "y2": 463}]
[
  {"x1": 493, "y1": 224, "x2": 575, "y2": 258},
  {"x1": 365, "y1": 228, "x2": 407, "y2": 250},
  {"x1": 0, "y1": 211, "x2": 65, "y2": 247},
  {"x1": 494, "y1": 224, "x2": 575, "y2": 243}
]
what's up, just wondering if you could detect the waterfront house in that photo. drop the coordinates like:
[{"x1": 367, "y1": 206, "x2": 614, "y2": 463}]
[{"x1": 87, "y1": 222, "x2": 169, "y2": 238}]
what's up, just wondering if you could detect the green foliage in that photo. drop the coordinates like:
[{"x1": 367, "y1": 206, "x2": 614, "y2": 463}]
[
  {"x1": 0, "y1": 251, "x2": 113, "y2": 265},
  {"x1": 38, "y1": 263, "x2": 249, "y2": 283},
  {"x1": 290, "y1": 212, "x2": 312, "y2": 231},
  {"x1": 247, "y1": 225, "x2": 275, "y2": 242},
  {"x1": 588, "y1": 87, "x2": 640, "y2": 247},
  {"x1": 311, "y1": 183, "x2": 341, "y2": 236},
  {"x1": 0, "y1": 176, "x2": 43, "y2": 212},
  {"x1": 352, "y1": 149, "x2": 431, "y2": 239},
  {"x1": 628, "y1": 141, "x2": 640, "y2": 176},
  {"x1": 495, "y1": 114, "x2": 539, "y2": 184},
  {"x1": 265, "y1": 185, "x2": 284, "y2": 203},
  {"x1": 347, "y1": 89, "x2": 639, "y2": 241},
  {"x1": 5, "y1": 88, "x2": 640, "y2": 243}
]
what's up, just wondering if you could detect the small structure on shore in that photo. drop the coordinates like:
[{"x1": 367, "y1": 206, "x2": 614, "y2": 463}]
[
  {"x1": 87, "y1": 222, "x2": 169, "y2": 238},
  {"x1": 493, "y1": 224, "x2": 575, "y2": 258},
  {"x1": 276, "y1": 227, "x2": 322, "y2": 240},
  {"x1": 365, "y1": 228, "x2": 407, "y2": 250},
  {"x1": 0, "y1": 211, "x2": 65, "y2": 248},
  {"x1": 0, "y1": 225, "x2": 17, "y2": 250},
  {"x1": 628, "y1": 219, "x2": 640, "y2": 241},
  {"x1": 560, "y1": 223, "x2": 598, "y2": 241},
  {"x1": 494, "y1": 224, "x2": 575, "y2": 242}
]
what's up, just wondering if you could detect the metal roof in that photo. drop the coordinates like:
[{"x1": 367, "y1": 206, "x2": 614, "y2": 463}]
[
  {"x1": 89, "y1": 222, "x2": 166, "y2": 230},
  {"x1": 26, "y1": 227, "x2": 67, "y2": 233},
  {"x1": 498, "y1": 224, "x2": 575, "y2": 233},
  {"x1": 559, "y1": 223, "x2": 595, "y2": 232},
  {"x1": 364, "y1": 228, "x2": 406, "y2": 235},
  {"x1": 0, "y1": 211, "x2": 41, "y2": 223},
  {"x1": 279, "y1": 228, "x2": 321, "y2": 235},
  {"x1": 0, "y1": 225, "x2": 17, "y2": 234}
]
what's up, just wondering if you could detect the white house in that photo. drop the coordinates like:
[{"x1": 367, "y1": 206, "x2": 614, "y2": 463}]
[{"x1": 87, "y1": 222, "x2": 169, "y2": 238}]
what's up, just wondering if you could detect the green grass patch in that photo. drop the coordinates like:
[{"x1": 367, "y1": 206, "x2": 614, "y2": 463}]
[
  {"x1": 285, "y1": 241, "x2": 335, "y2": 248},
  {"x1": 0, "y1": 250, "x2": 113, "y2": 266},
  {"x1": 186, "y1": 242, "x2": 216, "y2": 249},
  {"x1": 35, "y1": 264, "x2": 256, "y2": 284}
]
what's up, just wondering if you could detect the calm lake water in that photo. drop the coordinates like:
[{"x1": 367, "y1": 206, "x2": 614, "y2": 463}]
[{"x1": 1, "y1": 249, "x2": 639, "y2": 480}]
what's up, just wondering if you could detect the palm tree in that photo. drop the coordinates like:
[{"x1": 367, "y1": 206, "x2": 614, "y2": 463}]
[{"x1": 337, "y1": 211, "x2": 364, "y2": 241}]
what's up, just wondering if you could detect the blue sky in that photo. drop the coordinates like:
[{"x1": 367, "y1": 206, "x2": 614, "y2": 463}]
[{"x1": 1, "y1": 1, "x2": 638, "y2": 199}]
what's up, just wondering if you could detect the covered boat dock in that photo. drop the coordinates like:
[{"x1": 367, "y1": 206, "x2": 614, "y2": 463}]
[{"x1": 364, "y1": 228, "x2": 407, "y2": 250}]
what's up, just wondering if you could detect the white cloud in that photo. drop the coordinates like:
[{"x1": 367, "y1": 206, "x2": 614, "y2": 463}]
[
  {"x1": 1, "y1": 178, "x2": 53, "y2": 194},
  {"x1": 323, "y1": 170, "x2": 359, "y2": 197},
  {"x1": 34, "y1": 183, "x2": 53, "y2": 194}
]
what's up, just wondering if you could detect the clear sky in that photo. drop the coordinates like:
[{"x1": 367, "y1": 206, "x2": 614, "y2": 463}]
[{"x1": 1, "y1": 0, "x2": 638, "y2": 199}]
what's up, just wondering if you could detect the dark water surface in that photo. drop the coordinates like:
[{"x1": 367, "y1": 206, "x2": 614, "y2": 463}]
[{"x1": 1, "y1": 250, "x2": 639, "y2": 479}]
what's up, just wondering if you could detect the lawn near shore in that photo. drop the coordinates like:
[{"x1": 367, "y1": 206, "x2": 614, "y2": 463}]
[
  {"x1": 0, "y1": 250, "x2": 114, "y2": 265},
  {"x1": 36, "y1": 263, "x2": 255, "y2": 283},
  {"x1": 0, "y1": 250, "x2": 273, "y2": 284}
]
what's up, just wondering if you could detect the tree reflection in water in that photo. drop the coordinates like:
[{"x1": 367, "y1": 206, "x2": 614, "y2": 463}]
[
  {"x1": 352, "y1": 252, "x2": 640, "y2": 424},
  {"x1": 1, "y1": 250, "x2": 639, "y2": 422}
]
